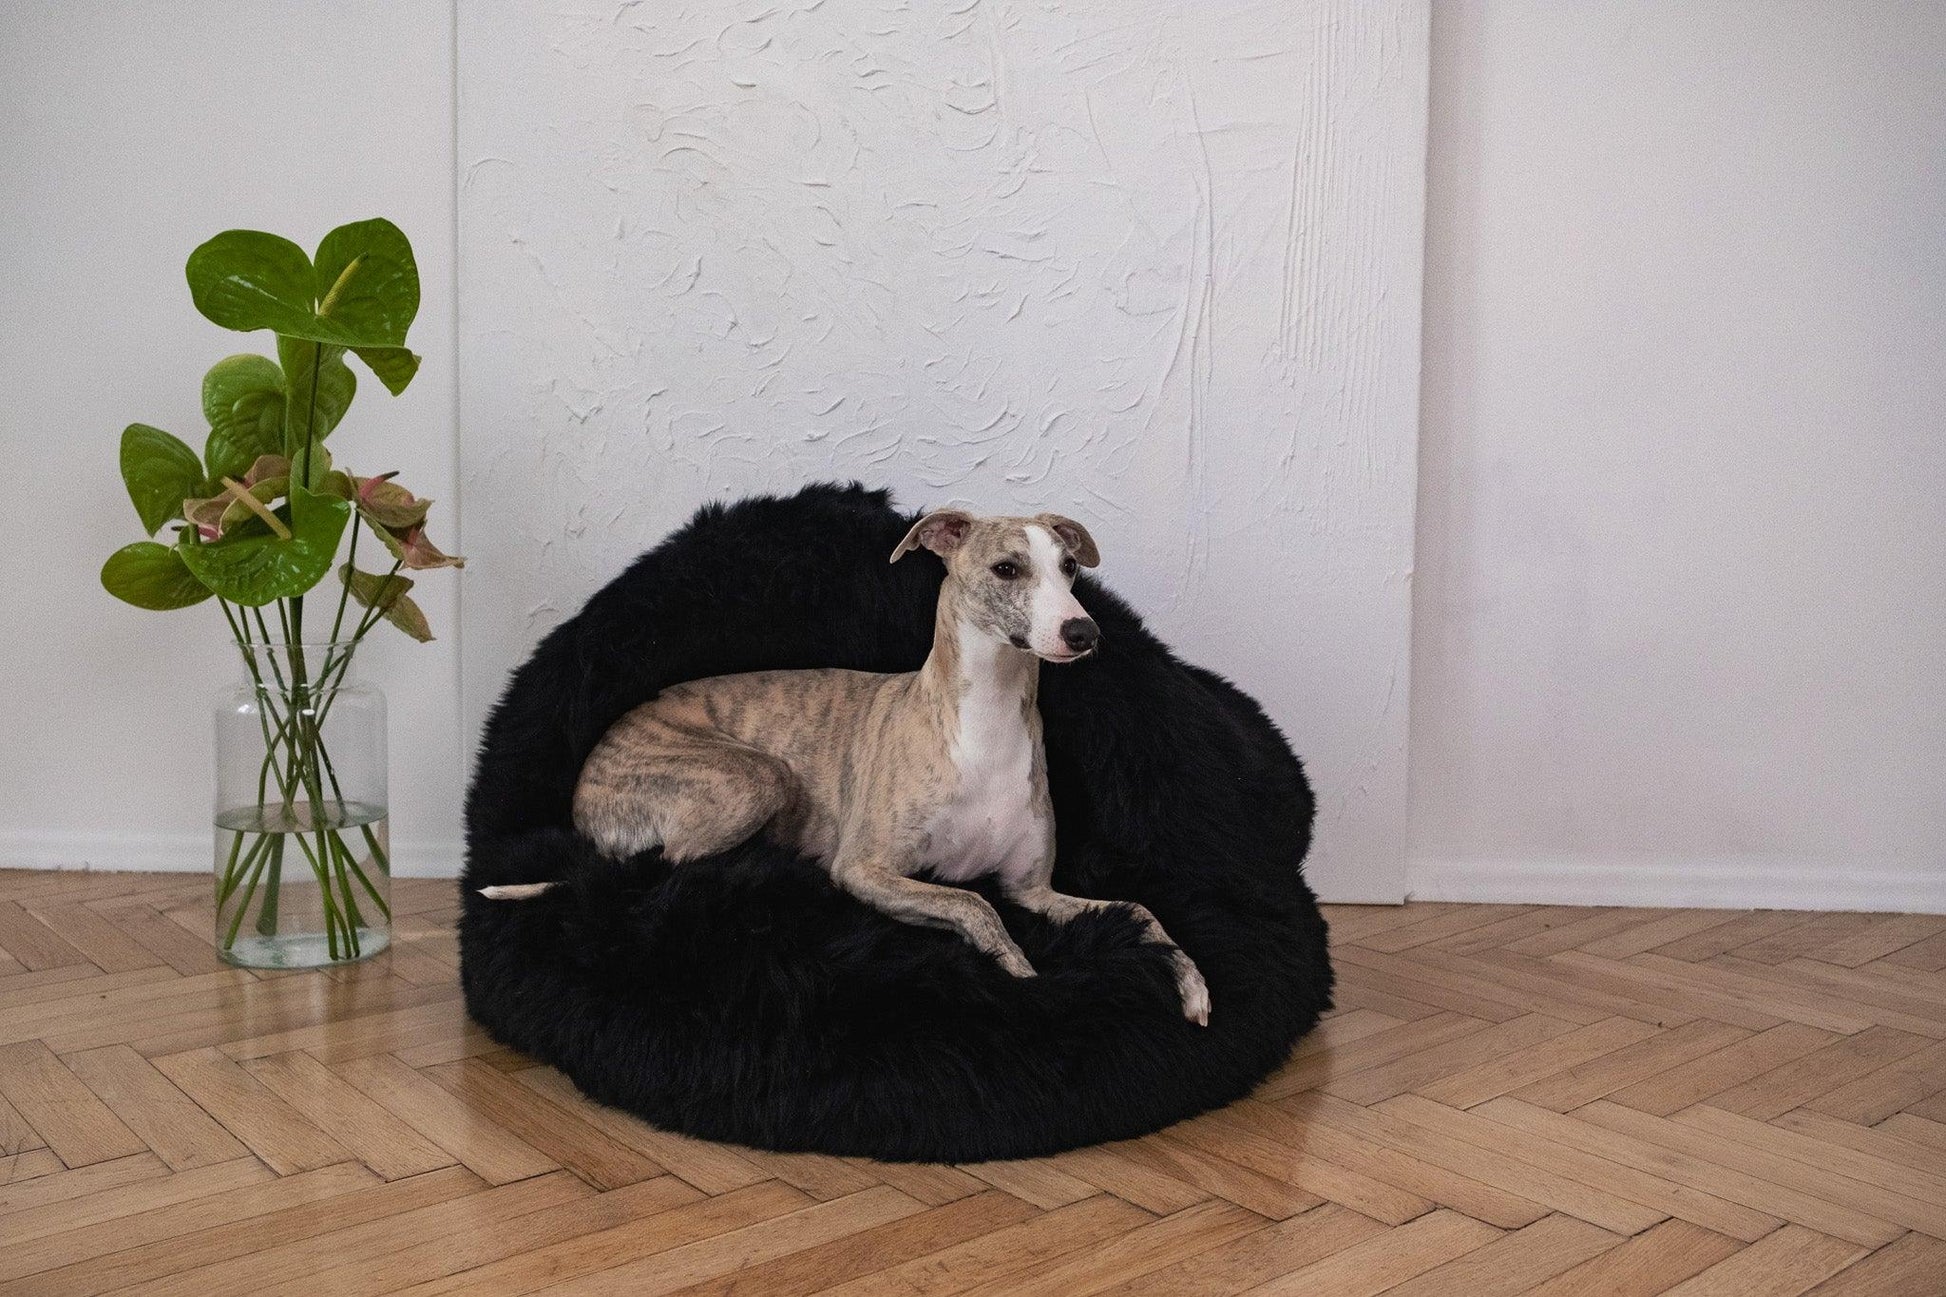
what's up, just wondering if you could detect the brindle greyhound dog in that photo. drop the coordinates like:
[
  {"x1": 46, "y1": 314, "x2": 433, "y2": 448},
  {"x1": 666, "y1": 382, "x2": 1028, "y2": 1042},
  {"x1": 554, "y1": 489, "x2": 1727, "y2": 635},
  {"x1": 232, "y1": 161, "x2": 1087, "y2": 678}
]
[{"x1": 481, "y1": 509, "x2": 1211, "y2": 1024}]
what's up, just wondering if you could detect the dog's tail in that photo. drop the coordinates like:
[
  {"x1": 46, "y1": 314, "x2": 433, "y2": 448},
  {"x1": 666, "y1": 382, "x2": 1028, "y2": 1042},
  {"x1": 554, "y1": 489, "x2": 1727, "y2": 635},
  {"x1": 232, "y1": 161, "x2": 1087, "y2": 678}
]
[{"x1": 477, "y1": 882, "x2": 559, "y2": 901}]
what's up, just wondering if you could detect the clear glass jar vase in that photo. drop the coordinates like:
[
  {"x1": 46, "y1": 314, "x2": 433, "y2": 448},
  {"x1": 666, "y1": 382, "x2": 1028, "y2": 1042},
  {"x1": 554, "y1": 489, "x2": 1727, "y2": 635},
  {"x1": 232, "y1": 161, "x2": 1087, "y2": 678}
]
[{"x1": 213, "y1": 641, "x2": 391, "y2": 968}]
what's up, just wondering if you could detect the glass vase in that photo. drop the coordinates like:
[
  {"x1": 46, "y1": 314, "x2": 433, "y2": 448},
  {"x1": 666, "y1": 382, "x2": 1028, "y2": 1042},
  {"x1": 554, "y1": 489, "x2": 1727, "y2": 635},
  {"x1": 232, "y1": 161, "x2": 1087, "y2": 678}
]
[{"x1": 213, "y1": 640, "x2": 391, "y2": 968}]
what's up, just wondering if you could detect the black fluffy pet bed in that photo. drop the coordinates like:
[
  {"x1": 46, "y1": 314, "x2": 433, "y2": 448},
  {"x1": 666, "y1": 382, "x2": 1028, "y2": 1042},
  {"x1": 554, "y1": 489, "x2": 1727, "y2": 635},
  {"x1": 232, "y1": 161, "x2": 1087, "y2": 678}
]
[{"x1": 460, "y1": 483, "x2": 1331, "y2": 1162}]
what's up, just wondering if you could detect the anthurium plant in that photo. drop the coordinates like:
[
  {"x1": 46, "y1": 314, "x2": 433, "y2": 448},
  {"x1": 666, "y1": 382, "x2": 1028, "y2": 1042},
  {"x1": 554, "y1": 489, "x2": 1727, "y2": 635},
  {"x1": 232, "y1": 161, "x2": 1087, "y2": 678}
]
[{"x1": 103, "y1": 219, "x2": 459, "y2": 959}]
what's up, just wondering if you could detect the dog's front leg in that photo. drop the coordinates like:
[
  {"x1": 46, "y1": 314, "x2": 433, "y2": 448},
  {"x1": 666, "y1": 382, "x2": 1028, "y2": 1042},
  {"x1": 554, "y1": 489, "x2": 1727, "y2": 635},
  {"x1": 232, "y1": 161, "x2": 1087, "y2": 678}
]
[
  {"x1": 1008, "y1": 885, "x2": 1211, "y2": 1025},
  {"x1": 832, "y1": 859, "x2": 1037, "y2": 979}
]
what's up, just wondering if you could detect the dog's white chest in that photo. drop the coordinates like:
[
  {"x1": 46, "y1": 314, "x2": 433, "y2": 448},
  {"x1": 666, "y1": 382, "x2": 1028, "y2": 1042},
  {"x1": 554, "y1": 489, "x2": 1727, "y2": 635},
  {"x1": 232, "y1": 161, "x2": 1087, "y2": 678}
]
[{"x1": 919, "y1": 680, "x2": 1047, "y2": 884}]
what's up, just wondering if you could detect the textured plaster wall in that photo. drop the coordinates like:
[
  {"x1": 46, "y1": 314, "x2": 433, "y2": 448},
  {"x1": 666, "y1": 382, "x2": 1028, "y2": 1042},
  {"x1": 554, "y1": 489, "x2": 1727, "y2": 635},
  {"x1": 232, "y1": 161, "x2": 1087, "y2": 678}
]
[{"x1": 458, "y1": 1, "x2": 1431, "y2": 901}]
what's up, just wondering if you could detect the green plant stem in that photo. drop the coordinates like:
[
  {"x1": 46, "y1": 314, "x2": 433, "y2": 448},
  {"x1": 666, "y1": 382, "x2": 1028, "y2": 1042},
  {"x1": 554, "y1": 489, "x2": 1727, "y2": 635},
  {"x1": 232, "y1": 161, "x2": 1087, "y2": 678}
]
[
  {"x1": 216, "y1": 828, "x2": 247, "y2": 905},
  {"x1": 330, "y1": 515, "x2": 362, "y2": 643},
  {"x1": 216, "y1": 831, "x2": 273, "y2": 910},
  {"x1": 220, "y1": 597, "x2": 293, "y2": 820},
  {"x1": 232, "y1": 607, "x2": 298, "y2": 814},
  {"x1": 256, "y1": 574, "x2": 397, "y2": 829},
  {"x1": 329, "y1": 833, "x2": 366, "y2": 935},
  {"x1": 340, "y1": 839, "x2": 391, "y2": 916},
  {"x1": 299, "y1": 339, "x2": 323, "y2": 491},
  {"x1": 223, "y1": 836, "x2": 275, "y2": 951},
  {"x1": 308, "y1": 830, "x2": 346, "y2": 960},
  {"x1": 285, "y1": 826, "x2": 343, "y2": 958},
  {"x1": 247, "y1": 565, "x2": 395, "y2": 765},
  {"x1": 257, "y1": 837, "x2": 283, "y2": 937},
  {"x1": 216, "y1": 597, "x2": 248, "y2": 653}
]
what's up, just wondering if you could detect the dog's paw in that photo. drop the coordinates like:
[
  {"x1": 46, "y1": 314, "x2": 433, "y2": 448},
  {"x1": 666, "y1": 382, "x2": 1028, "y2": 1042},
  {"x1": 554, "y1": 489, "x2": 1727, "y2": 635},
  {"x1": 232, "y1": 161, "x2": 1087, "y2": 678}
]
[{"x1": 1176, "y1": 959, "x2": 1211, "y2": 1026}]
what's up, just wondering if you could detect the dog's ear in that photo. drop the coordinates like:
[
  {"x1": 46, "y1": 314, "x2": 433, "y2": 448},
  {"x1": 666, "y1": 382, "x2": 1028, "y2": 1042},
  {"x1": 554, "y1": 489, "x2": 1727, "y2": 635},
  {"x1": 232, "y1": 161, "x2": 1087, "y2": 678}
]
[
  {"x1": 890, "y1": 509, "x2": 975, "y2": 563},
  {"x1": 1038, "y1": 513, "x2": 1101, "y2": 568}
]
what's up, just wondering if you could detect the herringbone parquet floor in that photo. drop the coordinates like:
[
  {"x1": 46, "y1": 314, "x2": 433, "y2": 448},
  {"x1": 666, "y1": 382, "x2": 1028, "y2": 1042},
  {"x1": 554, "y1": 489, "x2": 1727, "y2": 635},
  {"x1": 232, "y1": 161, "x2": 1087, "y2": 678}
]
[{"x1": 1, "y1": 870, "x2": 1944, "y2": 1295}]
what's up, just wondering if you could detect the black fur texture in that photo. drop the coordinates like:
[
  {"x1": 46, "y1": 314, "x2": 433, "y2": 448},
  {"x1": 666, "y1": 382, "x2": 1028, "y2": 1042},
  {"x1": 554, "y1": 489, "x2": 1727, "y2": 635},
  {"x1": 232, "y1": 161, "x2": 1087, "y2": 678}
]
[{"x1": 460, "y1": 483, "x2": 1331, "y2": 1162}]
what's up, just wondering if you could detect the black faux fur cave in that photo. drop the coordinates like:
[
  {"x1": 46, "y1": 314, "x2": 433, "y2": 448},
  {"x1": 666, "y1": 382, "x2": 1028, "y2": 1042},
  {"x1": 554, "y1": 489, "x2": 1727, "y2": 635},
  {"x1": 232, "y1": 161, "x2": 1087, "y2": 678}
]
[{"x1": 460, "y1": 483, "x2": 1332, "y2": 1162}]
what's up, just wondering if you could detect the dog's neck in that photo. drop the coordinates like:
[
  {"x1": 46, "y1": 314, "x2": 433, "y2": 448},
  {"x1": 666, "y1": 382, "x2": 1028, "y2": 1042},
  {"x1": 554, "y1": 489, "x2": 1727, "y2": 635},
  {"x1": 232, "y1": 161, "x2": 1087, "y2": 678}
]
[{"x1": 917, "y1": 586, "x2": 1039, "y2": 754}]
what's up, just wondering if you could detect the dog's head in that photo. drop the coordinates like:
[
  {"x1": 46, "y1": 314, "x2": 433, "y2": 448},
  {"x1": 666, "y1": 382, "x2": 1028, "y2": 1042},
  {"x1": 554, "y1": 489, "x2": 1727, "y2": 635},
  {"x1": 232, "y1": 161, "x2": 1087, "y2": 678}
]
[{"x1": 891, "y1": 510, "x2": 1102, "y2": 662}]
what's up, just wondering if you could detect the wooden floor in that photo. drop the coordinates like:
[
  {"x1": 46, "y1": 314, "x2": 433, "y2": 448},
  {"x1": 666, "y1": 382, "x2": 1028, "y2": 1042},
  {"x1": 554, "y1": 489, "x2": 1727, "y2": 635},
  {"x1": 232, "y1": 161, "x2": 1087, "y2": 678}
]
[{"x1": 1, "y1": 874, "x2": 1943, "y2": 1296}]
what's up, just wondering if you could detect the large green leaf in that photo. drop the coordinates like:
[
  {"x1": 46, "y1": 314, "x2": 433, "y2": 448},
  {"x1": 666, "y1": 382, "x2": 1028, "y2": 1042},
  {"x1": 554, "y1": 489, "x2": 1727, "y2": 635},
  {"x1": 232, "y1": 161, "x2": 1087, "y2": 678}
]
[
  {"x1": 185, "y1": 231, "x2": 319, "y2": 336},
  {"x1": 340, "y1": 565, "x2": 433, "y2": 642},
  {"x1": 185, "y1": 222, "x2": 421, "y2": 393},
  {"x1": 202, "y1": 354, "x2": 282, "y2": 423},
  {"x1": 314, "y1": 219, "x2": 419, "y2": 345},
  {"x1": 201, "y1": 354, "x2": 285, "y2": 481},
  {"x1": 101, "y1": 542, "x2": 211, "y2": 610},
  {"x1": 176, "y1": 486, "x2": 351, "y2": 607},
  {"x1": 120, "y1": 424, "x2": 206, "y2": 535}
]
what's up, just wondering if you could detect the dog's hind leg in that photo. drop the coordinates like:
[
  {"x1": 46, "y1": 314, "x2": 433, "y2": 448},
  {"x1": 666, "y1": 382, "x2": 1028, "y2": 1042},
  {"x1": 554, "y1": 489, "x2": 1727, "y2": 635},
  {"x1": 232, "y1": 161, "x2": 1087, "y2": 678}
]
[
  {"x1": 574, "y1": 717, "x2": 798, "y2": 864},
  {"x1": 483, "y1": 716, "x2": 799, "y2": 903},
  {"x1": 643, "y1": 745, "x2": 797, "y2": 862}
]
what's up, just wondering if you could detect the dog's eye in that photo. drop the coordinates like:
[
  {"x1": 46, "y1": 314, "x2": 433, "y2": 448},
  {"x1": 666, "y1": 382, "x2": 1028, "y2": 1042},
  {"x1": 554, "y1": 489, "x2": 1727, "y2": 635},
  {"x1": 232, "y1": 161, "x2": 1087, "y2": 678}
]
[
  {"x1": 991, "y1": 561, "x2": 1020, "y2": 580},
  {"x1": 1060, "y1": 556, "x2": 1077, "y2": 577}
]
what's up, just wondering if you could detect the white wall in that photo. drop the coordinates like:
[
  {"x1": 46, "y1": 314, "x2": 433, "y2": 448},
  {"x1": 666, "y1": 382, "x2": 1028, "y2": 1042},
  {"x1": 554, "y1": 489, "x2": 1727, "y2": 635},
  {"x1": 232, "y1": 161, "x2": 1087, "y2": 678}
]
[
  {"x1": 0, "y1": 1, "x2": 462, "y2": 873},
  {"x1": 457, "y1": 1, "x2": 1430, "y2": 902},
  {"x1": 1412, "y1": 1, "x2": 1946, "y2": 911},
  {"x1": 13, "y1": 3, "x2": 1941, "y2": 915}
]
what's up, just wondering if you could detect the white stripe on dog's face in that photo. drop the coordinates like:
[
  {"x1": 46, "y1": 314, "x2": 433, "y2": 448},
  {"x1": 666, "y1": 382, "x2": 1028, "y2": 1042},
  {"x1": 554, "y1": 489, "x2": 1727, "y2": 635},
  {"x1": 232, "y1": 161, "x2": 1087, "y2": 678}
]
[{"x1": 1025, "y1": 524, "x2": 1088, "y2": 658}]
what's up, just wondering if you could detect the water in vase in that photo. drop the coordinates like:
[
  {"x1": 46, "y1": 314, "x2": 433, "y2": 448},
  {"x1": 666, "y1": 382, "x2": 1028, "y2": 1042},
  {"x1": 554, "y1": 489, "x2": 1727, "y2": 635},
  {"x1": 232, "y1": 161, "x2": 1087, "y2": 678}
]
[{"x1": 213, "y1": 799, "x2": 392, "y2": 968}]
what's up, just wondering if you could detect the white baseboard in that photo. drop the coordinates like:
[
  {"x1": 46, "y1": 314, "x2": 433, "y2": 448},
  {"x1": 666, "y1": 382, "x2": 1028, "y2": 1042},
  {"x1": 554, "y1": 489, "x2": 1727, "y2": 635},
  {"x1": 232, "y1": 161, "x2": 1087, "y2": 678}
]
[
  {"x1": 6, "y1": 836, "x2": 1940, "y2": 913},
  {"x1": 0, "y1": 830, "x2": 464, "y2": 879},
  {"x1": 1410, "y1": 854, "x2": 1946, "y2": 915}
]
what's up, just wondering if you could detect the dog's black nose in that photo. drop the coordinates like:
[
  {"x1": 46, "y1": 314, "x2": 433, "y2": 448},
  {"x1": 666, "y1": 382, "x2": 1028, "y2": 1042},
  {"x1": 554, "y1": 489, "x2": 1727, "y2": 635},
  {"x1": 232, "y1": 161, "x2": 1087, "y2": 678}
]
[{"x1": 1060, "y1": 618, "x2": 1100, "y2": 654}]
